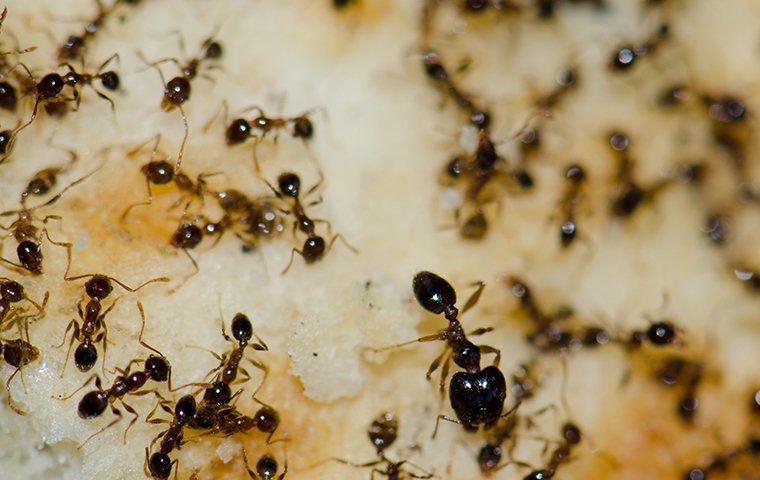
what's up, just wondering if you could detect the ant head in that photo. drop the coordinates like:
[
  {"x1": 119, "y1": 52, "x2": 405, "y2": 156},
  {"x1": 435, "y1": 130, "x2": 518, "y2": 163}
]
[
  {"x1": 142, "y1": 160, "x2": 175, "y2": 184},
  {"x1": 171, "y1": 223, "x2": 204, "y2": 250},
  {"x1": 292, "y1": 116, "x2": 314, "y2": 139},
  {"x1": 611, "y1": 46, "x2": 636, "y2": 70},
  {"x1": 566, "y1": 164, "x2": 585, "y2": 183},
  {"x1": 0, "y1": 129, "x2": 13, "y2": 154},
  {"x1": 413, "y1": 271, "x2": 457, "y2": 315},
  {"x1": 461, "y1": 212, "x2": 488, "y2": 240},
  {"x1": 277, "y1": 172, "x2": 301, "y2": 198},
  {"x1": 85, "y1": 275, "x2": 114, "y2": 300},
  {"x1": 149, "y1": 452, "x2": 173, "y2": 479},
  {"x1": 37, "y1": 73, "x2": 65, "y2": 100},
  {"x1": 368, "y1": 412, "x2": 398, "y2": 453},
  {"x1": 256, "y1": 454, "x2": 279, "y2": 479},
  {"x1": 255, "y1": 405, "x2": 280, "y2": 434},
  {"x1": 302, "y1": 237, "x2": 326, "y2": 264},
  {"x1": 562, "y1": 422, "x2": 582, "y2": 445},
  {"x1": 478, "y1": 444, "x2": 503, "y2": 474},
  {"x1": 145, "y1": 355, "x2": 170, "y2": 382},
  {"x1": 421, "y1": 50, "x2": 447, "y2": 81},
  {"x1": 470, "y1": 110, "x2": 490, "y2": 130},
  {"x1": 175, "y1": 394, "x2": 197, "y2": 424},
  {"x1": 0, "y1": 279, "x2": 24, "y2": 303},
  {"x1": 646, "y1": 321, "x2": 677, "y2": 346},
  {"x1": 17, "y1": 241, "x2": 42, "y2": 274},
  {"x1": 162, "y1": 77, "x2": 191, "y2": 111},
  {"x1": 100, "y1": 71, "x2": 120, "y2": 91},
  {"x1": 231, "y1": 313, "x2": 253, "y2": 343},
  {"x1": 608, "y1": 131, "x2": 630, "y2": 152},
  {"x1": 226, "y1": 119, "x2": 251, "y2": 145},
  {"x1": 204, "y1": 41, "x2": 223, "y2": 59},
  {"x1": 203, "y1": 381, "x2": 232, "y2": 405},
  {"x1": 74, "y1": 343, "x2": 98, "y2": 371},
  {"x1": 77, "y1": 391, "x2": 109, "y2": 419},
  {"x1": 453, "y1": 340, "x2": 481, "y2": 373}
]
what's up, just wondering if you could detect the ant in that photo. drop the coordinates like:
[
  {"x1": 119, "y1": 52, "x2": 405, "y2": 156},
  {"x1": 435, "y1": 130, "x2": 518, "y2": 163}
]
[
  {"x1": 207, "y1": 312, "x2": 268, "y2": 388},
  {"x1": 683, "y1": 435, "x2": 760, "y2": 479},
  {"x1": 20, "y1": 150, "x2": 79, "y2": 203},
  {"x1": 268, "y1": 172, "x2": 357, "y2": 273},
  {"x1": 226, "y1": 106, "x2": 318, "y2": 145},
  {"x1": 0, "y1": 277, "x2": 49, "y2": 332},
  {"x1": 421, "y1": 50, "x2": 491, "y2": 130},
  {"x1": 57, "y1": 0, "x2": 120, "y2": 61},
  {"x1": 244, "y1": 450, "x2": 288, "y2": 480},
  {"x1": 607, "y1": 131, "x2": 670, "y2": 218},
  {"x1": 56, "y1": 244, "x2": 169, "y2": 373},
  {"x1": 0, "y1": 168, "x2": 96, "y2": 275},
  {"x1": 609, "y1": 24, "x2": 669, "y2": 71},
  {"x1": 145, "y1": 394, "x2": 197, "y2": 479},
  {"x1": 556, "y1": 164, "x2": 586, "y2": 247},
  {"x1": 627, "y1": 320, "x2": 679, "y2": 348},
  {"x1": 522, "y1": 422, "x2": 582, "y2": 479},
  {"x1": 534, "y1": 67, "x2": 579, "y2": 117},
  {"x1": 331, "y1": 412, "x2": 433, "y2": 480},
  {"x1": 1, "y1": 311, "x2": 40, "y2": 415},
  {"x1": 58, "y1": 302, "x2": 173, "y2": 446},
  {"x1": 381, "y1": 271, "x2": 506, "y2": 434},
  {"x1": 478, "y1": 412, "x2": 524, "y2": 475},
  {"x1": 204, "y1": 189, "x2": 284, "y2": 250},
  {"x1": 655, "y1": 355, "x2": 704, "y2": 422}
]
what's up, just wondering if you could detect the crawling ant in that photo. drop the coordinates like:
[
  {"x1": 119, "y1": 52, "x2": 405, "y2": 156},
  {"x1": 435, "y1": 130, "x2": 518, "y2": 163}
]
[
  {"x1": 0, "y1": 277, "x2": 48, "y2": 332},
  {"x1": 204, "y1": 189, "x2": 284, "y2": 250},
  {"x1": 523, "y1": 422, "x2": 582, "y2": 479},
  {"x1": 609, "y1": 24, "x2": 669, "y2": 71},
  {"x1": 1, "y1": 311, "x2": 40, "y2": 415},
  {"x1": 331, "y1": 413, "x2": 433, "y2": 480},
  {"x1": 0, "y1": 168, "x2": 96, "y2": 275},
  {"x1": 226, "y1": 106, "x2": 318, "y2": 145},
  {"x1": 244, "y1": 450, "x2": 288, "y2": 480},
  {"x1": 383, "y1": 271, "x2": 506, "y2": 434},
  {"x1": 20, "y1": 150, "x2": 79, "y2": 203},
  {"x1": 208, "y1": 312, "x2": 268, "y2": 387},
  {"x1": 421, "y1": 50, "x2": 491, "y2": 129},
  {"x1": 57, "y1": 0, "x2": 120, "y2": 61},
  {"x1": 58, "y1": 302, "x2": 173, "y2": 446},
  {"x1": 56, "y1": 246, "x2": 169, "y2": 373},
  {"x1": 145, "y1": 394, "x2": 197, "y2": 479},
  {"x1": 556, "y1": 164, "x2": 586, "y2": 247},
  {"x1": 268, "y1": 172, "x2": 356, "y2": 273}
]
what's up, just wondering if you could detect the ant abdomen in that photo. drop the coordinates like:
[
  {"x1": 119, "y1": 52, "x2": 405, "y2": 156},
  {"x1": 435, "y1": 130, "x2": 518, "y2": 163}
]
[{"x1": 413, "y1": 271, "x2": 457, "y2": 315}]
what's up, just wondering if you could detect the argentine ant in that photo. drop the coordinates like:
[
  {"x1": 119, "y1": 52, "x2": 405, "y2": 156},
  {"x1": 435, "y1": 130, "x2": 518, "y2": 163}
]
[
  {"x1": 1, "y1": 311, "x2": 39, "y2": 415},
  {"x1": 556, "y1": 164, "x2": 586, "y2": 247},
  {"x1": 522, "y1": 422, "x2": 582, "y2": 479},
  {"x1": 0, "y1": 277, "x2": 49, "y2": 332},
  {"x1": 145, "y1": 394, "x2": 197, "y2": 479},
  {"x1": 268, "y1": 172, "x2": 356, "y2": 273}
]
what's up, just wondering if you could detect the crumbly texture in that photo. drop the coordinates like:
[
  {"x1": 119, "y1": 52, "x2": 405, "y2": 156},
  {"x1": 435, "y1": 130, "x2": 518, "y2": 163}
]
[{"x1": 0, "y1": 0, "x2": 758, "y2": 479}]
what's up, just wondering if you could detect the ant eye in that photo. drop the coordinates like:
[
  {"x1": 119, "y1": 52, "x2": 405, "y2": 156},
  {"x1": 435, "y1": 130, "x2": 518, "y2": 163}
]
[{"x1": 413, "y1": 271, "x2": 457, "y2": 314}]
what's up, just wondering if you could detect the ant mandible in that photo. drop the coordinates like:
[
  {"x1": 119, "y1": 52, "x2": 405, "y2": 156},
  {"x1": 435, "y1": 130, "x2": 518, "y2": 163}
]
[{"x1": 268, "y1": 172, "x2": 357, "y2": 274}]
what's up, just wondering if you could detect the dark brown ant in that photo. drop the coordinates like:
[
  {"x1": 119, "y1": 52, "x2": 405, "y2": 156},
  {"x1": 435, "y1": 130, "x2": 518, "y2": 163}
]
[
  {"x1": 0, "y1": 277, "x2": 48, "y2": 332},
  {"x1": 1, "y1": 311, "x2": 40, "y2": 415},
  {"x1": 268, "y1": 172, "x2": 357, "y2": 273},
  {"x1": 0, "y1": 168, "x2": 96, "y2": 275},
  {"x1": 56, "y1": 245, "x2": 169, "y2": 373},
  {"x1": 656, "y1": 355, "x2": 704, "y2": 422},
  {"x1": 204, "y1": 189, "x2": 284, "y2": 250},
  {"x1": 381, "y1": 271, "x2": 506, "y2": 434},
  {"x1": 557, "y1": 164, "x2": 586, "y2": 247},
  {"x1": 58, "y1": 302, "x2": 173, "y2": 446},
  {"x1": 609, "y1": 24, "x2": 669, "y2": 72},
  {"x1": 20, "y1": 150, "x2": 79, "y2": 203},
  {"x1": 522, "y1": 422, "x2": 582, "y2": 479},
  {"x1": 207, "y1": 312, "x2": 268, "y2": 387},
  {"x1": 421, "y1": 49, "x2": 491, "y2": 129},
  {"x1": 58, "y1": 54, "x2": 121, "y2": 111},
  {"x1": 244, "y1": 450, "x2": 288, "y2": 480},
  {"x1": 331, "y1": 413, "x2": 433, "y2": 480},
  {"x1": 145, "y1": 394, "x2": 197, "y2": 479},
  {"x1": 226, "y1": 106, "x2": 319, "y2": 145},
  {"x1": 56, "y1": 0, "x2": 120, "y2": 61},
  {"x1": 608, "y1": 131, "x2": 670, "y2": 218}
]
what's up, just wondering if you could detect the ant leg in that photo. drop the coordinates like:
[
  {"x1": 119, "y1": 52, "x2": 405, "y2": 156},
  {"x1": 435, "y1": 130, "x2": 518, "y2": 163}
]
[
  {"x1": 281, "y1": 248, "x2": 304, "y2": 275},
  {"x1": 174, "y1": 105, "x2": 188, "y2": 173},
  {"x1": 78, "y1": 406, "x2": 124, "y2": 449},
  {"x1": 4, "y1": 367, "x2": 28, "y2": 415},
  {"x1": 372, "y1": 332, "x2": 446, "y2": 353},
  {"x1": 96, "y1": 52, "x2": 120, "y2": 74},
  {"x1": 461, "y1": 281, "x2": 486, "y2": 315},
  {"x1": 55, "y1": 373, "x2": 100, "y2": 401},
  {"x1": 121, "y1": 177, "x2": 155, "y2": 220},
  {"x1": 167, "y1": 248, "x2": 199, "y2": 295},
  {"x1": 432, "y1": 414, "x2": 461, "y2": 439},
  {"x1": 425, "y1": 347, "x2": 449, "y2": 381},
  {"x1": 136, "y1": 301, "x2": 165, "y2": 358},
  {"x1": 438, "y1": 354, "x2": 451, "y2": 395},
  {"x1": 120, "y1": 400, "x2": 141, "y2": 444},
  {"x1": 479, "y1": 345, "x2": 501, "y2": 367},
  {"x1": 92, "y1": 87, "x2": 116, "y2": 112},
  {"x1": 326, "y1": 233, "x2": 359, "y2": 255},
  {"x1": 57, "y1": 320, "x2": 81, "y2": 377}
]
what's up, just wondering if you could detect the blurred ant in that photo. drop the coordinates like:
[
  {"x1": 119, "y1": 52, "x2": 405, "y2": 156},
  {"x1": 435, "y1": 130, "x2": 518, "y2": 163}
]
[
  {"x1": 244, "y1": 450, "x2": 288, "y2": 480},
  {"x1": 56, "y1": 0, "x2": 120, "y2": 61},
  {"x1": 55, "y1": 242, "x2": 169, "y2": 374},
  {"x1": 379, "y1": 271, "x2": 507, "y2": 435},
  {"x1": 534, "y1": 67, "x2": 579, "y2": 117},
  {"x1": 57, "y1": 302, "x2": 175, "y2": 446},
  {"x1": 145, "y1": 394, "x2": 197, "y2": 479},
  {"x1": 556, "y1": 164, "x2": 586, "y2": 247},
  {"x1": 330, "y1": 412, "x2": 433, "y2": 480},
  {"x1": 522, "y1": 422, "x2": 582, "y2": 479},
  {"x1": 609, "y1": 24, "x2": 669, "y2": 72},
  {"x1": 1, "y1": 310, "x2": 40, "y2": 415},
  {"x1": 655, "y1": 355, "x2": 704, "y2": 422},
  {"x1": 204, "y1": 189, "x2": 284, "y2": 250},
  {"x1": 421, "y1": 49, "x2": 491, "y2": 129},
  {"x1": 0, "y1": 168, "x2": 97, "y2": 275},
  {"x1": 607, "y1": 131, "x2": 670, "y2": 218},
  {"x1": 267, "y1": 172, "x2": 357, "y2": 273},
  {"x1": 20, "y1": 153, "x2": 78, "y2": 203},
  {"x1": 683, "y1": 435, "x2": 760, "y2": 479}
]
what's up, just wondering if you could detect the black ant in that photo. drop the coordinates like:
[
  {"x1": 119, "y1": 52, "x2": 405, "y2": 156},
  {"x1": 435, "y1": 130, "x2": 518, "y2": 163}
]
[
  {"x1": 331, "y1": 412, "x2": 433, "y2": 480},
  {"x1": 56, "y1": 0, "x2": 120, "y2": 61},
  {"x1": 609, "y1": 24, "x2": 669, "y2": 72},
  {"x1": 607, "y1": 131, "x2": 670, "y2": 218},
  {"x1": 380, "y1": 271, "x2": 506, "y2": 434},
  {"x1": 522, "y1": 422, "x2": 582, "y2": 479},
  {"x1": 1, "y1": 311, "x2": 40, "y2": 415},
  {"x1": 268, "y1": 172, "x2": 356, "y2": 273},
  {"x1": 556, "y1": 164, "x2": 586, "y2": 247},
  {"x1": 421, "y1": 50, "x2": 491, "y2": 130},
  {"x1": 0, "y1": 168, "x2": 96, "y2": 275},
  {"x1": 145, "y1": 394, "x2": 197, "y2": 479},
  {"x1": 58, "y1": 302, "x2": 173, "y2": 446},
  {"x1": 56, "y1": 245, "x2": 169, "y2": 373},
  {"x1": 244, "y1": 450, "x2": 288, "y2": 480}
]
